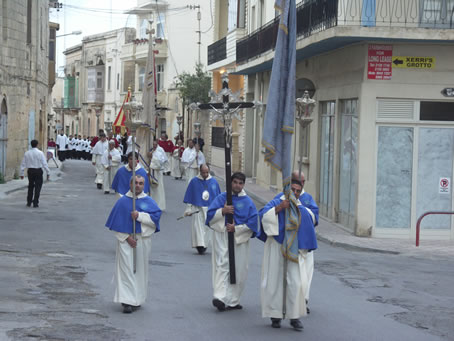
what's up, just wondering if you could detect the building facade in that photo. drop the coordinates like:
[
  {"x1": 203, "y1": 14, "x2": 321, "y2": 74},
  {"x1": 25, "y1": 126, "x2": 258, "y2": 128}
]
[
  {"x1": 63, "y1": 28, "x2": 135, "y2": 138},
  {"x1": 124, "y1": 0, "x2": 214, "y2": 144},
  {"x1": 0, "y1": 0, "x2": 51, "y2": 180},
  {"x1": 207, "y1": 0, "x2": 454, "y2": 241}
]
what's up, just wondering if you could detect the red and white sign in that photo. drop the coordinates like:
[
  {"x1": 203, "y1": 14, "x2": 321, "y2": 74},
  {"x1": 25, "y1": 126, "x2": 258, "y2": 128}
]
[
  {"x1": 439, "y1": 177, "x2": 450, "y2": 194},
  {"x1": 368, "y1": 44, "x2": 393, "y2": 80}
]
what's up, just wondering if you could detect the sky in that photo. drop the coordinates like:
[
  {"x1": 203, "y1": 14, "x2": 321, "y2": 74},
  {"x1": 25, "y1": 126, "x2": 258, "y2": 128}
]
[{"x1": 50, "y1": 0, "x2": 137, "y2": 75}]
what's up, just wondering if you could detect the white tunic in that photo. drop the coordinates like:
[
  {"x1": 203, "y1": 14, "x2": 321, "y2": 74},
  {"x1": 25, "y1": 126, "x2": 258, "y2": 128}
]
[
  {"x1": 209, "y1": 190, "x2": 253, "y2": 307},
  {"x1": 171, "y1": 148, "x2": 183, "y2": 178},
  {"x1": 101, "y1": 148, "x2": 122, "y2": 193},
  {"x1": 260, "y1": 206, "x2": 309, "y2": 319},
  {"x1": 149, "y1": 146, "x2": 168, "y2": 211},
  {"x1": 92, "y1": 140, "x2": 109, "y2": 184},
  {"x1": 181, "y1": 147, "x2": 198, "y2": 184},
  {"x1": 113, "y1": 191, "x2": 157, "y2": 306},
  {"x1": 56, "y1": 134, "x2": 68, "y2": 151},
  {"x1": 184, "y1": 174, "x2": 214, "y2": 249}
]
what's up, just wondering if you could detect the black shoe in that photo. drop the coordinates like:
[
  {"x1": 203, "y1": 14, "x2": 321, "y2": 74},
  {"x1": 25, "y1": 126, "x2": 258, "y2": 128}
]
[
  {"x1": 226, "y1": 304, "x2": 242, "y2": 310},
  {"x1": 131, "y1": 305, "x2": 141, "y2": 311},
  {"x1": 26, "y1": 203, "x2": 31, "y2": 207},
  {"x1": 97, "y1": 184, "x2": 102, "y2": 189},
  {"x1": 104, "y1": 191, "x2": 109, "y2": 194},
  {"x1": 271, "y1": 318, "x2": 281, "y2": 328},
  {"x1": 33, "y1": 204, "x2": 39, "y2": 208},
  {"x1": 212, "y1": 298, "x2": 225, "y2": 311},
  {"x1": 306, "y1": 306, "x2": 310, "y2": 314},
  {"x1": 196, "y1": 246, "x2": 207, "y2": 255},
  {"x1": 122, "y1": 304, "x2": 133, "y2": 314},
  {"x1": 290, "y1": 319, "x2": 303, "y2": 331}
]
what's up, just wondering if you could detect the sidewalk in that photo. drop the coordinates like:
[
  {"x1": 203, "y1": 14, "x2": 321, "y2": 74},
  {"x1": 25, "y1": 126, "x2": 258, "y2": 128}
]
[
  {"x1": 0, "y1": 158, "x2": 64, "y2": 200},
  {"x1": 210, "y1": 165, "x2": 454, "y2": 259}
]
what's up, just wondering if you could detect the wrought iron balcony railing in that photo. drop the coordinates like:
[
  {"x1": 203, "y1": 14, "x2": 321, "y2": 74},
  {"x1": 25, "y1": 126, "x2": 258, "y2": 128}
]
[
  {"x1": 208, "y1": 36, "x2": 227, "y2": 65},
  {"x1": 236, "y1": 0, "x2": 454, "y2": 65}
]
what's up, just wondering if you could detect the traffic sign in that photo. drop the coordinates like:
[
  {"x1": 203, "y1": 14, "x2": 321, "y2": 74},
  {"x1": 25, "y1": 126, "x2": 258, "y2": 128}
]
[{"x1": 392, "y1": 56, "x2": 435, "y2": 69}]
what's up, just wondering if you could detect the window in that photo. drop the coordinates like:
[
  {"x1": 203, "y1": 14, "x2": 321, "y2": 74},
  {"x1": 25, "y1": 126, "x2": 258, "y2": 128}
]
[
  {"x1": 420, "y1": 101, "x2": 454, "y2": 121},
  {"x1": 96, "y1": 71, "x2": 103, "y2": 89},
  {"x1": 228, "y1": 0, "x2": 238, "y2": 31},
  {"x1": 49, "y1": 41, "x2": 55, "y2": 61},
  {"x1": 156, "y1": 64, "x2": 164, "y2": 91},
  {"x1": 40, "y1": 7, "x2": 43, "y2": 49},
  {"x1": 107, "y1": 66, "x2": 111, "y2": 90},
  {"x1": 87, "y1": 69, "x2": 96, "y2": 90},
  {"x1": 27, "y1": 0, "x2": 32, "y2": 44},
  {"x1": 3, "y1": 0, "x2": 7, "y2": 41},
  {"x1": 156, "y1": 13, "x2": 165, "y2": 38},
  {"x1": 123, "y1": 62, "x2": 135, "y2": 92},
  {"x1": 117, "y1": 73, "x2": 120, "y2": 90},
  {"x1": 212, "y1": 127, "x2": 225, "y2": 148},
  {"x1": 140, "y1": 19, "x2": 148, "y2": 39},
  {"x1": 138, "y1": 66, "x2": 145, "y2": 91}
]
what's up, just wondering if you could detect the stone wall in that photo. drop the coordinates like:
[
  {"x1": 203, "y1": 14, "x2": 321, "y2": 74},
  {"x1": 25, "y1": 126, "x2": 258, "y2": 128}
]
[{"x1": 0, "y1": 0, "x2": 49, "y2": 180}]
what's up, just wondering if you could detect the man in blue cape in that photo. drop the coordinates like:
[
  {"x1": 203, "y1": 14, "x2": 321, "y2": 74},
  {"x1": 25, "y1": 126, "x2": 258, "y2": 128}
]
[
  {"x1": 111, "y1": 151, "x2": 150, "y2": 197},
  {"x1": 206, "y1": 172, "x2": 259, "y2": 311},
  {"x1": 259, "y1": 179, "x2": 317, "y2": 330},
  {"x1": 273, "y1": 170, "x2": 318, "y2": 315},
  {"x1": 105, "y1": 174, "x2": 161, "y2": 313},
  {"x1": 183, "y1": 164, "x2": 221, "y2": 254}
]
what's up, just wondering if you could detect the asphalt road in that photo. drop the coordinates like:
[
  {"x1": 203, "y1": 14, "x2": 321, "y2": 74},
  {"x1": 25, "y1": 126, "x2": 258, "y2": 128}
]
[{"x1": 0, "y1": 160, "x2": 452, "y2": 340}]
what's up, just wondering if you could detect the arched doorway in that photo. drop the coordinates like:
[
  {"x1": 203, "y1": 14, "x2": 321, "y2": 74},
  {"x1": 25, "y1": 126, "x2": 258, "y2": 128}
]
[{"x1": 0, "y1": 97, "x2": 8, "y2": 177}]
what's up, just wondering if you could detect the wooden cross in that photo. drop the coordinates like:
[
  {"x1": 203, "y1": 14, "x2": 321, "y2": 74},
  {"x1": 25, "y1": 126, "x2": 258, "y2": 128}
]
[{"x1": 195, "y1": 73, "x2": 255, "y2": 284}]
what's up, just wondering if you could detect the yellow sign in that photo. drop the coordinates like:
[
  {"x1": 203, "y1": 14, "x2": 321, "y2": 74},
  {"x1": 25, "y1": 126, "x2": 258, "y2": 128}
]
[{"x1": 392, "y1": 56, "x2": 435, "y2": 69}]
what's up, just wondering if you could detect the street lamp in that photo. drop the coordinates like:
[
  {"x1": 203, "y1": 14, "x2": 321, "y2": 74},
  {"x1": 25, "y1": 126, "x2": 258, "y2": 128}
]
[
  {"x1": 295, "y1": 91, "x2": 316, "y2": 127},
  {"x1": 56, "y1": 30, "x2": 82, "y2": 38},
  {"x1": 176, "y1": 114, "x2": 183, "y2": 139},
  {"x1": 295, "y1": 90, "x2": 316, "y2": 176}
]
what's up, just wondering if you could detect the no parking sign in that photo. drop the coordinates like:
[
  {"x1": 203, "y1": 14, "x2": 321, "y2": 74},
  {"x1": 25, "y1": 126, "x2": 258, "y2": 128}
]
[{"x1": 439, "y1": 177, "x2": 450, "y2": 194}]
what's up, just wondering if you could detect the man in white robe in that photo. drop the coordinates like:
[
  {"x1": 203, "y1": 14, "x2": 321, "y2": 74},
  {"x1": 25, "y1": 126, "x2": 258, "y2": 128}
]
[
  {"x1": 291, "y1": 171, "x2": 318, "y2": 313},
  {"x1": 183, "y1": 164, "x2": 221, "y2": 254},
  {"x1": 92, "y1": 134, "x2": 108, "y2": 189},
  {"x1": 56, "y1": 131, "x2": 69, "y2": 161},
  {"x1": 148, "y1": 140, "x2": 169, "y2": 211},
  {"x1": 206, "y1": 172, "x2": 259, "y2": 311},
  {"x1": 101, "y1": 140, "x2": 122, "y2": 194},
  {"x1": 259, "y1": 179, "x2": 317, "y2": 331},
  {"x1": 195, "y1": 143, "x2": 206, "y2": 166},
  {"x1": 181, "y1": 139, "x2": 198, "y2": 184},
  {"x1": 171, "y1": 139, "x2": 184, "y2": 179},
  {"x1": 105, "y1": 175, "x2": 162, "y2": 313}
]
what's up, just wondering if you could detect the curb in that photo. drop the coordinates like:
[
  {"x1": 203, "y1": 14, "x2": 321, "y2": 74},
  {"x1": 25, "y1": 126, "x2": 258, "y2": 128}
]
[
  {"x1": 211, "y1": 168, "x2": 400, "y2": 255},
  {"x1": 316, "y1": 234, "x2": 400, "y2": 255},
  {"x1": 2, "y1": 162, "x2": 64, "y2": 196}
]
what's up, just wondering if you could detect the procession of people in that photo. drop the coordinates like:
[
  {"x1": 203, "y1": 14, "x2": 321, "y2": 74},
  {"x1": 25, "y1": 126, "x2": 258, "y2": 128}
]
[{"x1": 44, "y1": 125, "x2": 319, "y2": 331}]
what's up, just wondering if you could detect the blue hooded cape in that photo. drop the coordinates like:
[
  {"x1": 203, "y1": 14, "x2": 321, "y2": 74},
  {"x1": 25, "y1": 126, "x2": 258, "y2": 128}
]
[
  {"x1": 105, "y1": 194, "x2": 161, "y2": 234},
  {"x1": 206, "y1": 192, "x2": 259, "y2": 238},
  {"x1": 112, "y1": 166, "x2": 150, "y2": 195},
  {"x1": 274, "y1": 191, "x2": 319, "y2": 226},
  {"x1": 258, "y1": 197, "x2": 317, "y2": 251},
  {"x1": 183, "y1": 177, "x2": 221, "y2": 207}
]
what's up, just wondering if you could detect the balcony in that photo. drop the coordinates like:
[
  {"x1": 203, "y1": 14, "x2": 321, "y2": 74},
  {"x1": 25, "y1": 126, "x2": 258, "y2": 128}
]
[
  {"x1": 236, "y1": 0, "x2": 454, "y2": 65},
  {"x1": 208, "y1": 37, "x2": 226, "y2": 65}
]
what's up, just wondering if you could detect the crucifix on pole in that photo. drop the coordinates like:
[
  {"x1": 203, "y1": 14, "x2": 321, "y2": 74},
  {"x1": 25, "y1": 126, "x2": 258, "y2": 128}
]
[{"x1": 193, "y1": 72, "x2": 256, "y2": 284}]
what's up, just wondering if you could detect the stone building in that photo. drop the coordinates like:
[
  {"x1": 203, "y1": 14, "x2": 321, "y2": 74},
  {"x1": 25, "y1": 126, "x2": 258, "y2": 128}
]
[
  {"x1": 207, "y1": 0, "x2": 454, "y2": 241},
  {"x1": 0, "y1": 0, "x2": 51, "y2": 180},
  {"x1": 124, "y1": 0, "x2": 214, "y2": 144},
  {"x1": 63, "y1": 28, "x2": 135, "y2": 138}
]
